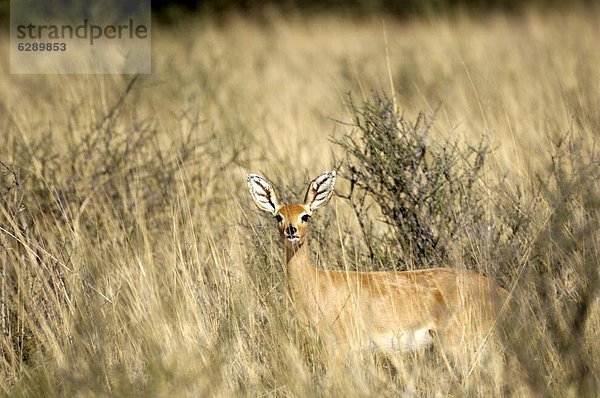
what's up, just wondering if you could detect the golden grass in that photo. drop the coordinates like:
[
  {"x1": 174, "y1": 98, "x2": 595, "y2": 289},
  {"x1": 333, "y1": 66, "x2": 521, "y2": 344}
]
[{"x1": 0, "y1": 6, "x2": 599, "y2": 397}]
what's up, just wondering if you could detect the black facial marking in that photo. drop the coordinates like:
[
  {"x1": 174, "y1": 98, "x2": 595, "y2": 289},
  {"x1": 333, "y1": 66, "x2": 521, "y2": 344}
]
[
  {"x1": 275, "y1": 214, "x2": 283, "y2": 223},
  {"x1": 285, "y1": 225, "x2": 297, "y2": 235}
]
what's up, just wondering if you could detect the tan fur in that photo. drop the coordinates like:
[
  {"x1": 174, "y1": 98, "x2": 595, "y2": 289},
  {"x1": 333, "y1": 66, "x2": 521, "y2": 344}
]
[{"x1": 248, "y1": 171, "x2": 508, "y2": 361}]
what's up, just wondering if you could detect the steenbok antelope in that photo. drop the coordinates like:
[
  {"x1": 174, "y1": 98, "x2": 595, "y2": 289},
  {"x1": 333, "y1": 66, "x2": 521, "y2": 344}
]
[{"x1": 247, "y1": 170, "x2": 508, "y2": 366}]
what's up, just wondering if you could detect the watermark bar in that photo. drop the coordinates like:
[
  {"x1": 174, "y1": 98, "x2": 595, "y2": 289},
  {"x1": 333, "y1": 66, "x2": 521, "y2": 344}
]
[{"x1": 10, "y1": 0, "x2": 151, "y2": 74}]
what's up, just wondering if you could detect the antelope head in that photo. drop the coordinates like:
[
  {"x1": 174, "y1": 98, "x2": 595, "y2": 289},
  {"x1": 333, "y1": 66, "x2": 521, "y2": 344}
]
[{"x1": 247, "y1": 171, "x2": 336, "y2": 251}]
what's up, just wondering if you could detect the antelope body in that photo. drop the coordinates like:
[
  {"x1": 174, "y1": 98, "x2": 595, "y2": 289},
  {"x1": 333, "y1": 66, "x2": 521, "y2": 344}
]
[{"x1": 247, "y1": 171, "x2": 508, "y2": 361}]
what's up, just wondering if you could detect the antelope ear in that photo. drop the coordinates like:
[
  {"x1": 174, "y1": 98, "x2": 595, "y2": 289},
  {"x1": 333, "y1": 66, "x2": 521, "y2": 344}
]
[
  {"x1": 247, "y1": 174, "x2": 282, "y2": 215},
  {"x1": 304, "y1": 171, "x2": 336, "y2": 212}
]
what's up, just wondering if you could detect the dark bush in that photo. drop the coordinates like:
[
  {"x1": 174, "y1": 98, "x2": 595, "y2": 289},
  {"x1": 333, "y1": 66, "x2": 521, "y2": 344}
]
[{"x1": 336, "y1": 94, "x2": 489, "y2": 269}]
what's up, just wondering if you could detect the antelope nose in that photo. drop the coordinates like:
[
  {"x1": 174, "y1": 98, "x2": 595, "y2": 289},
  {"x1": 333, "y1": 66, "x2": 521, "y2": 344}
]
[{"x1": 285, "y1": 225, "x2": 297, "y2": 236}]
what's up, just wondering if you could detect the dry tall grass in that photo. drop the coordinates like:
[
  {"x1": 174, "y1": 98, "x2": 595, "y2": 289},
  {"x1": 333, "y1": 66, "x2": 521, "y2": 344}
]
[{"x1": 0, "y1": 6, "x2": 599, "y2": 397}]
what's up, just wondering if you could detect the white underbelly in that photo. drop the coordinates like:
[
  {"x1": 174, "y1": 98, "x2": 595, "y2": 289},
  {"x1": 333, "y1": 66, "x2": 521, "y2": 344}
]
[{"x1": 369, "y1": 328, "x2": 434, "y2": 352}]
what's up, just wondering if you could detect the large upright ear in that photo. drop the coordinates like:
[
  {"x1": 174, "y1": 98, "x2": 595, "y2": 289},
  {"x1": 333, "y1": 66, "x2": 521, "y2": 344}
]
[
  {"x1": 304, "y1": 171, "x2": 336, "y2": 212},
  {"x1": 247, "y1": 174, "x2": 282, "y2": 215}
]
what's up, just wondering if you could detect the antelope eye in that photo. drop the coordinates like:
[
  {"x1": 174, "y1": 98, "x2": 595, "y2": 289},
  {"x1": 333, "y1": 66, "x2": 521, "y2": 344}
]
[
  {"x1": 301, "y1": 214, "x2": 310, "y2": 222},
  {"x1": 274, "y1": 214, "x2": 283, "y2": 223}
]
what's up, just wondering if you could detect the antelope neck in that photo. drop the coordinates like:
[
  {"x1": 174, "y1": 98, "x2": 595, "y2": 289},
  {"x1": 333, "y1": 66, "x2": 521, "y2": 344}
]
[
  {"x1": 284, "y1": 241, "x2": 318, "y2": 302},
  {"x1": 285, "y1": 240, "x2": 313, "y2": 269}
]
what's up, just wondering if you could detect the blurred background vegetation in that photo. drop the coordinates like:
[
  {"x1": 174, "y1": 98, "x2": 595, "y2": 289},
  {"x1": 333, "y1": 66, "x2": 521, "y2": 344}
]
[
  {"x1": 151, "y1": 0, "x2": 597, "y2": 22},
  {"x1": 156, "y1": 0, "x2": 597, "y2": 20},
  {"x1": 0, "y1": 0, "x2": 599, "y2": 24}
]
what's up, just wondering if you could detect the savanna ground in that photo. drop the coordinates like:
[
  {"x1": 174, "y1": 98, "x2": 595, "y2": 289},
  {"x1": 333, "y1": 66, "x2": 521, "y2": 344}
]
[{"x1": 1, "y1": 5, "x2": 600, "y2": 397}]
